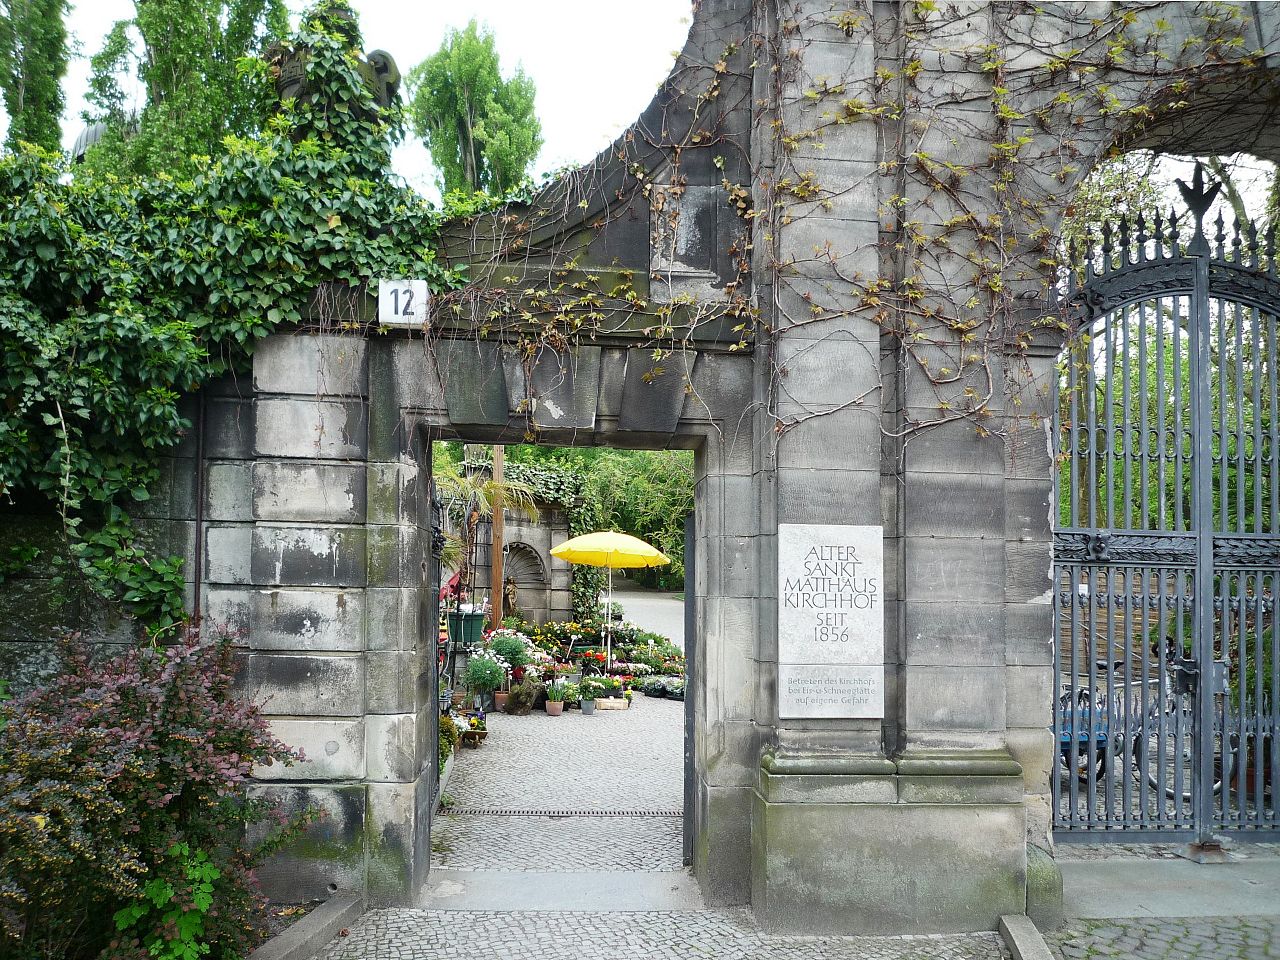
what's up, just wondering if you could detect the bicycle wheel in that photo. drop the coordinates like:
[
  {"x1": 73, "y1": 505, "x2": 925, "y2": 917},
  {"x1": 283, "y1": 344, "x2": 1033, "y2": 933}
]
[
  {"x1": 1134, "y1": 708, "x2": 1230, "y2": 801},
  {"x1": 1058, "y1": 739, "x2": 1108, "y2": 783}
]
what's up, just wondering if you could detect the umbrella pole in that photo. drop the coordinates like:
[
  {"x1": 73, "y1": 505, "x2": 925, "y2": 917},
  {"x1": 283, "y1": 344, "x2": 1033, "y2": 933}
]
[{"x1": 606, "y1": 566, "x2": 613, "y2": 670}]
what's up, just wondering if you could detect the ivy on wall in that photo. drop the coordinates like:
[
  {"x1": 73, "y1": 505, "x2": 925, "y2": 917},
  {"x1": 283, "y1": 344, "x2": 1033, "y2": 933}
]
[{"x1": 0, "y1": 1, "x2": 454, "y2": 630}]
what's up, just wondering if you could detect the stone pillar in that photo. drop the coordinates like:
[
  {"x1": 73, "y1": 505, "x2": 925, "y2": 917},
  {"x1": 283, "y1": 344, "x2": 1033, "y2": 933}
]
[
  {"x1": 200, "y1": 332, "x2": 431, "y2": 906},
  {"x1": 747, "y1": 0, "x2": 1029, "y2": 934}
]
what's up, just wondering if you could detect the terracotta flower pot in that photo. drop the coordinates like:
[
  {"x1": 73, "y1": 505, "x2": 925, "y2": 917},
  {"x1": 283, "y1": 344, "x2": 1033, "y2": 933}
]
[
  {"x1": 545, "y1": 700, "x2": 565, "y2": 716},
  {"x1": 495, "y1": 692, "x2": 510, "y2": 711}
]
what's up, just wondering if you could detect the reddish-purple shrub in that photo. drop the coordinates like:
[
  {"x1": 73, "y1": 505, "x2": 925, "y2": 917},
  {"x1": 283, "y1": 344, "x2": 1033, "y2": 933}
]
[{"x1": 0, "y1": 630, "x2": 304, "y2": 960}]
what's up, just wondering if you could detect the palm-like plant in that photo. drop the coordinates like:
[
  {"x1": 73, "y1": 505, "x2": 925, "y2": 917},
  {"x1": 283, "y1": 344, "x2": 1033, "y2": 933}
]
[{"x1": 434, "y1": 453, "x2": 540, "y2": 602}]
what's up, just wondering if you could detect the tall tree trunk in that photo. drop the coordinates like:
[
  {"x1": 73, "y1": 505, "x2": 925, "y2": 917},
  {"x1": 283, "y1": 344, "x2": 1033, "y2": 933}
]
[{"x1": 490, "y1": 445, "x2": 505, "y2": 627}]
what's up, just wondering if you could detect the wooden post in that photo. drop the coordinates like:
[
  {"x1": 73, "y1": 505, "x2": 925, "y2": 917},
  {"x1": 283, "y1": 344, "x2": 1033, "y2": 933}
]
[{"x1": 490, "y1": 444, "x2": 505, "y2": 628}]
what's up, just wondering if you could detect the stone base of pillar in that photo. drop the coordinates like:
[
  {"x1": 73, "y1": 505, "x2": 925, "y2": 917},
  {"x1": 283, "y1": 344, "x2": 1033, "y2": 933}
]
[
  {"x1": 252, "y1": 774, "x2": 432, "y2": 907},
  {"x1": 750, "y1": 749, "x2": 1027, "y2": 934}
]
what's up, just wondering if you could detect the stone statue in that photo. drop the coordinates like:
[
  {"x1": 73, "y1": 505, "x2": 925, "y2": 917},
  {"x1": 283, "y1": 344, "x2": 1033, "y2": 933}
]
[
  {"x1": 266, "y1": 5, "x2": 401, "y2": 116},
  {"x1": 503, "y1": 576, "x2": 518, "y2": 617}
]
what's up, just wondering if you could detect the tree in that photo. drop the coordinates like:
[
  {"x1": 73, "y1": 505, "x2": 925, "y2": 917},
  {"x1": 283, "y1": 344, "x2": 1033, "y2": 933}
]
[
  {"x1": 406, "y1": 19, "x2": 541, "y2": 195},
  {"x1": 0, "y1": 0, "x2": 68, "y2": 152},
  {"x1": 82, "y1": 0, "x2": 288, "y2": 176}
]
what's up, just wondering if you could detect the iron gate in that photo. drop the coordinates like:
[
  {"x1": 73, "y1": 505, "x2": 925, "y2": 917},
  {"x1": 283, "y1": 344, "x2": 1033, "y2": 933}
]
[{"x1": 1052, "y1": 165, "x2": 1279, "y2": 841}]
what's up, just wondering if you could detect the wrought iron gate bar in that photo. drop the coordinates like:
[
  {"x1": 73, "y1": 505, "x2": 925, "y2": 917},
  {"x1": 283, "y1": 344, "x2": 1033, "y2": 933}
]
[{"x1": 1052, "y1": 164, "x2": 1279, "y2": 842}]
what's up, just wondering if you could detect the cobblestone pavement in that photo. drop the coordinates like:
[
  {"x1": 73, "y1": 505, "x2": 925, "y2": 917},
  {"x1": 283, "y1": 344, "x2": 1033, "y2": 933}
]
[
  {"x1": 1048, "y1": 916, "x2": 1280, "y2": 959},
  {"x1": 442, "y1": 695, "x2": 684, "y2": 811},
  {"x1": 323, "y1": 695, "x2": 1009, "y2": 960},
  {"x1": 316, "y1": 908, "x2": 1010, "y2": 960},
  {"x1": 1057, "y1": 842, "x2": 1280, "y2": 862},
  {"x1": 432, "y1": 694, "x2": 684, "y2": 870},
  {"x1": 430, "y1": 813, "x2": 684, "y2": 871}
]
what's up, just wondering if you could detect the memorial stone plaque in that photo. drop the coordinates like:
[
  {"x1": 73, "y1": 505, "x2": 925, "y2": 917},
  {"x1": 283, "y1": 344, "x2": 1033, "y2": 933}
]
[{"x1": 777, "y1": 523, "x2": 884, "y2": 718}]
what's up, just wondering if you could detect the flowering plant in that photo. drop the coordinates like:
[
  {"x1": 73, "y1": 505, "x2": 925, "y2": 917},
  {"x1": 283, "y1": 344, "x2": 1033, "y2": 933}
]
[
  {"x1": 612, "y1": 661, "x2": 653, "y2": 676},
  {"x1": 545, "y1": 680, "x2": 577, "y2": 703},
  {"x1": 462, "y1": 650, "x2": 510, "y2": 693},
  {"x1": 468, "y1": 711, "x2": 487, "y2": 731},
  {"x1": 579, "y1": 675, "x2": 622, "y2": 700}
]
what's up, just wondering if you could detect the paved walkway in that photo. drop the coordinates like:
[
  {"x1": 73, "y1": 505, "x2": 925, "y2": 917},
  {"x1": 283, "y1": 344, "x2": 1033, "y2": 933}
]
[
  {"x1": 1048, "y1": 844, "x2": 1280, "y2": 960},
  {"x1": 615, "y1": 579, "x2": 685, "y2": 650},
  {"x1": 430, "y1": 697, "x2": 685, "y2": 872},
  {"x1": 314, "y1": 696, "x2": 1010, "y2": 960}
]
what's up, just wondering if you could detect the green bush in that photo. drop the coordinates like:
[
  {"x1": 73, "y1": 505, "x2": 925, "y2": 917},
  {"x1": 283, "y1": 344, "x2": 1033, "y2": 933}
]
[
  {"x1": 462, "y1": 650, "x2": 508, "y2": 693},
  {"x1": 0, "y1": 631, "x2": 305, "y2": 959},
  {"x1": 488, "y1": 629, "x2": 531, "y2": 670},
  {"x1": 438, "y1": 714, "x2": 460, "y2": 769}
]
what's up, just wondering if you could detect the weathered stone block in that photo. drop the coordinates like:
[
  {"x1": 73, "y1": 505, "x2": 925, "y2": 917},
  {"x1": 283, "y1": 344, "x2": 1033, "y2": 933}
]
[
  {"x1": 752, "y1": 771, "x2": 1025, "y2": 934},
  {"x1": 776, "y1": 467, "x2": 880, "y2": 525},
  {"x1": 251, "y1": 587, "x2": 365, "y2": 651},
  {"x1": 903, "y1": 536, "x2": 1004, "y2": 602},
  {"x1": 681, "y1": 352, "x2": 755, "y2": 425},
  {"x1": 366, "y1": 587, "x2": 419, "y2": 652},
  {"x1": 902, "y1": 600, "x2": 1004, "y2": 666},
  {"x1": 204, "y1": 397, "x2": 255, "y2": 459},
  {"x1": 252, "y1": 461, "x2": 367, "y2": 524},
  {"x1": 1005, "y1": 664, "x2": 1052, "y2": 729},
  {"x1": 245, "y1": 653, "x2": 365, "y2": 717},
  {"x1": 253, "y1": 334, "x2": 368, "y2": 397},
  {"x1": 255, "y1": 398, "x2": 368, "y2": 459},
  {"x1": 526, "y1": 346, "x2": 601, "y2": 431},
  {"x1": 695, "y1": 782, "x2": 753, "y2": 907},
  {"x1": 1004, "y1": 539, "x2": 1052, "y2": 604},
  {"x1": 904, "y1": 473, "x2": 1004, "y2": 539},
  {"x1": 904, "y1": 664, "x2": 1006, "y2": 733},
  {"x1": 257, "y1": 718, "x2": 365, "y2": 781},
  {"x1": 365, "y1": 651, "x2": 420, "y2": 714},
  {"x1": 1005, "y1": 478, "x2": 1052, "y2": 541},
  {"x1": 202, "y1": 586, "x2": 251, "y2": 634},
  {"x1": 365, "y1": 780, "x2": 423, "y2": 905},
  {"x1": 365, "y1": 713, "x2": 418, "y2": 782},
  {"x1": 250, "y1": 526, "x2": 367, "y2": 587},
  {"x1": 619, "y1": 348, "x2": 692, "y2": 435},
  {"x1": 775, "y1": 336, "x2": 881, "y2": 416},
  {"x1": 204, "y1": 461, "x2": 253, "y2": 522},
  {"x1": 438, "y1": 339, "x2": 508, "y2": 427},
  {"x1": 204, "y1": 525, "x2": 253, "y2": 585},
  {"x1": 1005, "y1": 601, "x2": 1053, "y2": 666},
  {"x1": 250, "y1": 783, "x2": 367, "y2": 902}
]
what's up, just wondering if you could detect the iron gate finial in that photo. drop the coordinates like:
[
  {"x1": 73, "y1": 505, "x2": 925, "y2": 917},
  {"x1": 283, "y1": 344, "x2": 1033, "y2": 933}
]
[{"x1": 1174, "y1": 161, "x2": 1223, "y2": 255}]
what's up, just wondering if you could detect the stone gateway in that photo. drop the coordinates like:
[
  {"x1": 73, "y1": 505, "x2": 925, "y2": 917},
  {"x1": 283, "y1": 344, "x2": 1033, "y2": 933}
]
[{"x1": 6, "y1": 0, "x2": 1280, "y2": 942}]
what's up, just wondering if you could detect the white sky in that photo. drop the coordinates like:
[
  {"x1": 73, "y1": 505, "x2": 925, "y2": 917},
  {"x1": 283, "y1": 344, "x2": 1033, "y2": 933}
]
[{"x1": 24, "y1": 1, "x2": 693, "y2": 200}]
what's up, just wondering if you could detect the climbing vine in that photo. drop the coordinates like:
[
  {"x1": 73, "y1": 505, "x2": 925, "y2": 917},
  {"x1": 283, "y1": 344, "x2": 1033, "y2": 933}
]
[
  {"x1": 0, "y1": 0, "x2": 453, "y2": 629},
  {"x1": 752, "y1": 1, "x2": 1270, "y2": 457}
]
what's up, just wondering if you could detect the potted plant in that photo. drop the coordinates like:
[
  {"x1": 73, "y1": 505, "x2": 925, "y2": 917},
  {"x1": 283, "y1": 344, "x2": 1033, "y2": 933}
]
[
  {"x1": 579, "y1": 675, "x2": 612, "y2": 715},
  {"x1": 545, "y1": 680, "x2": 570, "y2": 716},
  {"x1": 460, "y1": 710, "x2": 488, "y2": 747},
  {"x1": 489, "y1": 628, "x2": 532, "y2": 712},
  {"x1": 462, "y1": 648, "x2": 509, "y2": 710}
]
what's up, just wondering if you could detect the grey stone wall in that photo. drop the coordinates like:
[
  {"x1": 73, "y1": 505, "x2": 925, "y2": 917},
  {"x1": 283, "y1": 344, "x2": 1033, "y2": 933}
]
[{"x1": 180, "y1": 330, "x2": 755, "y2": 908}]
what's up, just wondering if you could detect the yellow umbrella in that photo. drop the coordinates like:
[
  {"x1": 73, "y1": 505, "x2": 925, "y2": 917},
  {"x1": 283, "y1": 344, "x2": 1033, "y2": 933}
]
[{"x1": 550, "y1": 531, "x2": 671, "y2": 667}]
